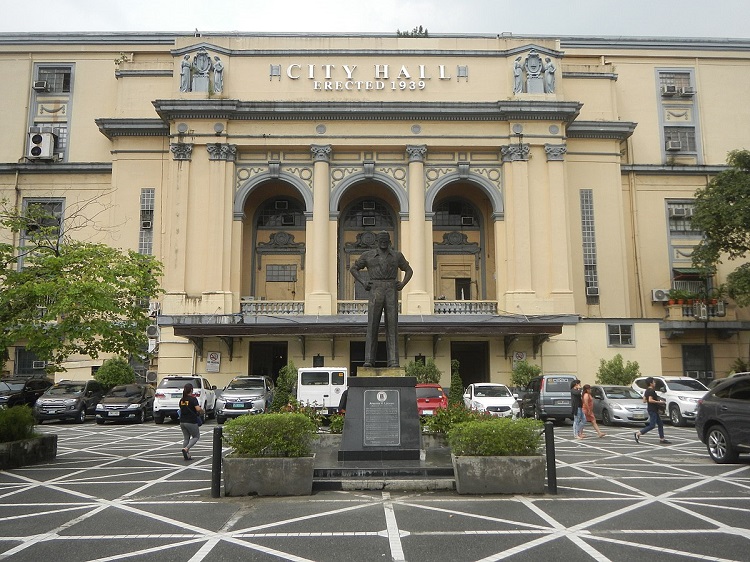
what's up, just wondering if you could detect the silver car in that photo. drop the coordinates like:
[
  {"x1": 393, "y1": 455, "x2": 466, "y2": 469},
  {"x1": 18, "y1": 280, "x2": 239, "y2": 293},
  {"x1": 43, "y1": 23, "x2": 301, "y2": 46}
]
[
  {"x1": 215, "y1": 376, "x2": 274, "y2": 424},
  {"x1": 591, "y1": 385, "x2": 649, "y2": 425}
]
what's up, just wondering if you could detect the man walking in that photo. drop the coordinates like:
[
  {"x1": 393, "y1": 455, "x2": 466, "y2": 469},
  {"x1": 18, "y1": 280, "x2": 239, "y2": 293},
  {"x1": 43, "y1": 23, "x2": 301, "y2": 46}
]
[
  {"x1": 635, "y1": 377, "x2": 671, "y2": 444},
  {"x1": 350, "y1": 231, "x2": 412, "y2": 367},
  {"x1": 571, "y1": 379, "x2": 585, "y2": 439}
]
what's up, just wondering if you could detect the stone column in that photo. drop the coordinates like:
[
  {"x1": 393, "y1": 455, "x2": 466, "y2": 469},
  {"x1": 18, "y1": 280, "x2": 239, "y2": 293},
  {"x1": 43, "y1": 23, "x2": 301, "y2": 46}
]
[
  {"x1": 500, "y1": 143, "x2": 533, "y2": 308},
  {"x1": 545, "y1": 144, "x2": 575, "y2": 312},
  {"x1": 405, "y1": 144, "x2": 431, "y2": 315},
  {"x1": 162, "y1": 142, "x2": 192, "y2": 311},
  {"x1": 307, "y1": 144, "x2": 333, "y2": 315}
]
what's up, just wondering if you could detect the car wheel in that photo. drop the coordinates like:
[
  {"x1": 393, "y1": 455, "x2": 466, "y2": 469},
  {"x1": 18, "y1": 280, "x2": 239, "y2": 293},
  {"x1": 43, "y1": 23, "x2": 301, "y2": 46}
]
[
  {"x1": 75, "y1": 408, "x2": 86, "y2": 424},
  {"x1": 533, "y1": 407, "x2": 545, "y2": 421},
  {"x1": 601, "y1": 409, "x2": 612, "y2": 426},
  {"x1": 154, "y1": 413, "x2": 164, "y2": 424},
  {"x1": 706, "y1": 425, "x2": 738, "y2": 464},
  {"x1": 216, "y1": 415, "x2": 225, "y2": 425},
  {"x1": 669, "y1": 405, "x2": 686, "y2": 427},
  {"x1": 137, "y1": 409, "x2": 146, "y2": 424}
]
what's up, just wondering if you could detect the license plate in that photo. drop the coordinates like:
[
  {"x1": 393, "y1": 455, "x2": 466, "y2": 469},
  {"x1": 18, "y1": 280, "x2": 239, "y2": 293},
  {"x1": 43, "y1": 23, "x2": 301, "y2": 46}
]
[
  {"x1": 232, "y1": 403, "x2": 244, "y2": 408},
  {"x1": 422, "y1": 410, "x2": 433, "y2": 415},
  {"x1": 109, "y1": 411, "x2": 120, "y2": 416},
  {"x1": 172, "y1": 393, "x2": 182, "y2": 398},
  {"x1": 633, "y1": 414, "x2": 646, "y2": 420},
  {"x1": 556, "y1": 400, "x2": 569, "y2": 405}
]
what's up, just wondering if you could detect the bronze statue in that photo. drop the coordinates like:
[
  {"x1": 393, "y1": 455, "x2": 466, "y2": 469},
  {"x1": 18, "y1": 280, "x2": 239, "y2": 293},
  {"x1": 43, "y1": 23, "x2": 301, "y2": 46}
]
[{"x1": 350, "y1": 231, "x2": 413, "y2": 367}]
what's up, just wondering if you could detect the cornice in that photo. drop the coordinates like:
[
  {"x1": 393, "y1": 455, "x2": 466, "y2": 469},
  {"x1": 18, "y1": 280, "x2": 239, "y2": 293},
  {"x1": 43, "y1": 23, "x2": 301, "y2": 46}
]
[
  {"x1": 621, "y1": 164, "x2": 728, "y2": 175},
  {"x1": 0, "y1": 163, "x2": 112, "y2": 174},
  {"x1": 115, "y1": 69, "x2": 173, "y2": 79},
  {"x1": 152, "y1": 99, "x2": 582, "y2": 123},
  {"x1": 566, "y1": 120, "x2": 637, "y2": 140},
  {"x1": 96, "y1": 118, "x2": 170, "y2": 139}
]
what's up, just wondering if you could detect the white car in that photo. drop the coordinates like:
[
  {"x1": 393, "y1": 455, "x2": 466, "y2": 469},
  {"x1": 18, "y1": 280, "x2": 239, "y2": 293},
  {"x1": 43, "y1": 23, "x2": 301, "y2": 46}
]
[
  {"x1": 631, "y1": 376, "x2": 708, "y2": 426},
  {"x1": 153, "y1": 376, "x2": 217, "y2": 424},
  {"x1": 463, "y1": 383, "x2": 520, "y2": 418}
]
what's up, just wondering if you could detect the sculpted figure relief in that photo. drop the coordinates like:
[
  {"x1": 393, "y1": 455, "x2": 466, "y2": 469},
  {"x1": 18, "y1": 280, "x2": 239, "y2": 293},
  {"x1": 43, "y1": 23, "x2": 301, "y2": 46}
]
[
  {"x1": 350, "y1": 231, "x2": 413, "y2": 368},
  {"x1": 179, "y1": 54, "x2": 191, "y2": 92},
  {"x1": 213, "y1": 56, "x2": 224, "y2": 93},
  {"x1": 544, "y1": 57, "x2": 556, "y2": 93}
]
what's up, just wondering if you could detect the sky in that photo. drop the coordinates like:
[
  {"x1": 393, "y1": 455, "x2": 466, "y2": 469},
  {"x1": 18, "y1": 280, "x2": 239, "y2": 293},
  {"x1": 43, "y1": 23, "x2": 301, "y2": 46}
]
[{"x1": 1, "y1": 0, "x2": 749, "y2": 39}]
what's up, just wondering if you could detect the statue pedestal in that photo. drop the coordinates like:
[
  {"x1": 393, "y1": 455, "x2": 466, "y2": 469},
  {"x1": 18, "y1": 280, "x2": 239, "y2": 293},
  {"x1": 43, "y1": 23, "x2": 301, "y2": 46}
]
[
  {"x1": 356, "y1": 366, "x2": 406, "y2": 377},
  {"x1": 338, "y1": 376, "x2": 420, "y2": 461}
]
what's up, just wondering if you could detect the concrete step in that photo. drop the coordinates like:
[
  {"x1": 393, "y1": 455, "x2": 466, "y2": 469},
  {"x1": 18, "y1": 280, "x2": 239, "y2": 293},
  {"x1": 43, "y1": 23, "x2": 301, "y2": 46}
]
[{"x1": 313, "y1": 476, "x2": 456, "y2": 492}]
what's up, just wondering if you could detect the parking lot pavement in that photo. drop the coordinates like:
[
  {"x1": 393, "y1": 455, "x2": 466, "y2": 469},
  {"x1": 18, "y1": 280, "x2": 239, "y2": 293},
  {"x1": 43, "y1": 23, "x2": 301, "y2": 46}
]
[{"x1": 1, "y1": 420, "x2": 750, "y2": 562}]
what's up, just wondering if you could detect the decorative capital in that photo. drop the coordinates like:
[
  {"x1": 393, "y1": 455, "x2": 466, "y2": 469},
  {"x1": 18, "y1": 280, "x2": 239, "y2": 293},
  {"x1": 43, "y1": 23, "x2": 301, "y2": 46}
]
[
  {"x1": 406, "y1": 144, "x2": 427, "y2": 162},
  {"x1": 206, "y1": 143, "x2": 237, "y2": 161},
  {"x1": 170, "y1": 142, "x2": 193, "y2": 161},
  {"x1": 544, "y1": 144, "x2": 567, "y2": 161},
  {"x1": 500, "y1": 144, "x2": 530, "y2": 162},
  {"x1": 310, "y1": 144, "x2": 332, "y2": 162}
]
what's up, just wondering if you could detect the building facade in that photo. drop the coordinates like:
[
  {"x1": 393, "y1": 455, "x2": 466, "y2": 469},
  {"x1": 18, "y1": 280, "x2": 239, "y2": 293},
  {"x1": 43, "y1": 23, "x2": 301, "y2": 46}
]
[{"x1": 1, "y1": 32, "x2": 748, "y2": 387}]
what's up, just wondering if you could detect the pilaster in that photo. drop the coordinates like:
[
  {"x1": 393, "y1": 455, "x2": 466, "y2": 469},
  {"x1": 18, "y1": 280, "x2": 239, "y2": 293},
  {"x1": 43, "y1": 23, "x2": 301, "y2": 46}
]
[
  {"x1": 307, "y1": 144, "x2": 333, "y2": 315},
  {"x1": 545, "y1": 144, "x2": 575, "y2": 312},
  {"x1": 404, "y1": 145, "x2": 431, "y2": 314},
  {"x1": 162, "y1": 143, "x2": 192, "y2": 311}
]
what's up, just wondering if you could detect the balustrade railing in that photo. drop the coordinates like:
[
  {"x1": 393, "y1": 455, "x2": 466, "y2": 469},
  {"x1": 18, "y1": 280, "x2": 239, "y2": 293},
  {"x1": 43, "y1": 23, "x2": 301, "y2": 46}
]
[
  {"x1": 240, "y1": 300, "x2": 304, "y2": 315},
  {"x1": 434, "y1": 300, "x2": 498, "y2": 315}
]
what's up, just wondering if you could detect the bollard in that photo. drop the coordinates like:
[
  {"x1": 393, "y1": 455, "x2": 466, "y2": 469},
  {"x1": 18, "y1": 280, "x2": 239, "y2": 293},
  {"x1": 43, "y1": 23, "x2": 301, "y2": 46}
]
[
  {"x1": 544, "y1": 421, "x2": 557, "y2": 495},
  {"x1": 211, "y1": 425, "x2": 223, "y2": 498}
]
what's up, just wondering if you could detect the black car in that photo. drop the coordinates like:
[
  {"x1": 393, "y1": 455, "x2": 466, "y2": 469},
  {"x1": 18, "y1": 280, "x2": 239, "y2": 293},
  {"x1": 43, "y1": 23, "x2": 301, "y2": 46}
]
[
  {"x1": 0, "y1": 378, "x2": 53, "y2": 409},
  {"x1": 95, "y1": 383, "x2": 155, "y2": 424},
  {"x1": 34, "y1": 379, "x2": 105, "y2": 423},
  {"x1": 695, "y1": 376, "x2": 750, "y2": 463}
]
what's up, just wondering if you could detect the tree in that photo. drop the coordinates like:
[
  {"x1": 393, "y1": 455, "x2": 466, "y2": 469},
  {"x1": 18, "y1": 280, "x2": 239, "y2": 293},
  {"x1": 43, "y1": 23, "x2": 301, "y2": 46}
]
[
  {"x1": 448, "y1": 359, "x2": 464, "y2": 407},
  {"x1": 511, "y1": 360, "x2": 541, "y2": 388},
  {"x1": 94, "y1": 356, "x2": 136, "y2": 390},
  {"x1": 691, "y1": 150, "x2": 750, "y2": 306},
  {"x1": 270, "y1": 361, "x2": 297, "y2": 412},
  {"x1": 404, "y1": 357, "x2": 442, "y2": 384},
  {"x1": 1, "y1": 198, "x2": 163, "y2": 372},
  {"x1": 595, "y1": 354, "x2": 641, "y2": 386}
]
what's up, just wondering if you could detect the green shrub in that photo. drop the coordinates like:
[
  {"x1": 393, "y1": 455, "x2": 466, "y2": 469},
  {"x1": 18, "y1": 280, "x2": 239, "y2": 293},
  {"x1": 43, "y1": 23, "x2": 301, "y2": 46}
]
[
  {"x1": 270, "y1": 361, "x2": 297, "y2": 412},
  {"x1": 511, "y1": 360, "x2": 541, "y2": 388},
  {"x1": 0, "y1": 405, "x2": 37, "y2": 443},
  {"x1": 447, "y1": 359, "x2": 464, "y2": 407},
  {"x1": 404, "y1": 358, "x2": 442, "y2": 384},
  {"x1": 281, "y1": 400, "x2": 322, "y2": 428},
  {"x1": 447, "y1": 417, "x2": 544, "y2": 456},
  {"x1": 421, "y1": 402, "x2": 489, "y2": 435},
  {"x1": 328, "y1": 413, "x2": 345, "y2": 434},
  {"x1": 94, "y1": 356, "x2": 136, "y2": 390},
  {"x1": 222, "y1": 412, "x2": 317, "y2": 457},
  {"x1": 595, "y1": 354, "x2": 641, "y2": 386}
]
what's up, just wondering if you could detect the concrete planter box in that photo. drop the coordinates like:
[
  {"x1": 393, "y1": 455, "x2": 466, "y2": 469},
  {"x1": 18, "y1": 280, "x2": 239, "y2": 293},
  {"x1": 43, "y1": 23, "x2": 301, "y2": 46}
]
[
  {"x1": 314, "y1": 433, "x2": 342, "y2": 453},
  {"x1": 421, "y1": 433, "x2": 448, "y2": 449},
  {"x1": 223, "y1": 454, "x2": 315, "y2": 496},
  {"x1": 452, "y1": 453, "x2": 545, "y2": 495},
  {"x1": 0, "y1": 434, "x2": 57, "y2": 469}
]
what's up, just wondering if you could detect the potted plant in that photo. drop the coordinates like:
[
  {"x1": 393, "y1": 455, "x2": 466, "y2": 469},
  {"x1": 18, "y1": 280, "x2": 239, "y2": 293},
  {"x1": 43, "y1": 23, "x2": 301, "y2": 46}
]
[
  {"x1": 222, "y1": 412, "x2": 318, "y2": 496},
  {"x1": 668, "y1": 288, "x2": 685, "y2": 305},
  {"x1": 421, "y1": 402, "x2": 488, "y2": 448},
  {"x1": 448, "y1": 417, "x2": 545, "y2": 494},
  {"x1": 0, "y1": 405, "x2": 57, "y2": 469}
]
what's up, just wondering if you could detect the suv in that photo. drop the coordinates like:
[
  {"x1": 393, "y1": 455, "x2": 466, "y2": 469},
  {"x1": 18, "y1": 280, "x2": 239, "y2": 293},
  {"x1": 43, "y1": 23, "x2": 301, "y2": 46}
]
[
  {"x1": 0, "y1": 378, "x2": 53, "y2": 409},
  {"x1": 631, "y1": 376, "x2": 709, "y2": 426},
  {"x1": 519, "y1": 374, "x2": 577, "y2": 422},
  {"x1": 215, "y1": 376, "x2": 274, "y2": 424},
  {"x1": 153, "y1": 376, "x2": 217, "y2": 424},
  {"x1": 33, "y1": 379, "x2": 104, "y2": 423},
  {"x1": 695, "y1": 375, "x2": 750, "y2": 463}
]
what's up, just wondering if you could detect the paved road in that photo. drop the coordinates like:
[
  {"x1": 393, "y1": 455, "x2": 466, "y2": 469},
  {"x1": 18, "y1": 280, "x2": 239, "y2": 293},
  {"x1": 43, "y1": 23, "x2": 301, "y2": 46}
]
[{"x1": 1, "y1": 419, "x2": 749, "y2": 561}]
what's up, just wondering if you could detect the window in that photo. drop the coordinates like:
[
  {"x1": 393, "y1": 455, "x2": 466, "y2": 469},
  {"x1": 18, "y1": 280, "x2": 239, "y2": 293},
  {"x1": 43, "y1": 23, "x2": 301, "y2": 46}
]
[
  {"x1": 14, "y1": 348, "x2": 46, "y2": 376},
  {"x1": 37, "y1": 67, "x2": 72, "y2": 93},
  {"x1": 32, "y1": 65, "x2": 73, "y2": 161},
  {"x1": 608, "y1": 324, "x2": 633, "y2": 347},
  {"x1": 580, "y1": 189, "x2": 599, "y2": 303},
  {"x1": 667, "y1": 202, "x2": 699, "y2": 235},
  {"x1": 139, "y1": 188, "x2": 155, "y2": 255},
  {"x1": 664, "y1": 126, "x2": 697, "y2": 153},
  {"x1": 434, "y1": 199, "x2": 480, "y2": 228},
  {"x1": 658, "y1": 71, "x2": 692, "y2": 92},
  {"x1": 682, "y1": 345, "x2": 712, "y2": 381},
  {"x1": 23, "y1": 199, "x2": 63, "y2": 239},
  {"x1": 266, "y1": 264, "x2": 297, "y2": 282}
]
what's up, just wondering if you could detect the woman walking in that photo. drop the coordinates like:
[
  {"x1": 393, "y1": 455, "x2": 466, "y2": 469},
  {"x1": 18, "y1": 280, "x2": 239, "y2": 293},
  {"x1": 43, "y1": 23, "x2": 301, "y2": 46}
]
[
  {"x1": 582, "y1": 384, "x2": 606, "y2": 438},
  {"x1": 634, "y1": 377, "x2": 671, "y2": 444},
  {"x1": 179, "y1": 383, "x2": 203, "y2": 460}
]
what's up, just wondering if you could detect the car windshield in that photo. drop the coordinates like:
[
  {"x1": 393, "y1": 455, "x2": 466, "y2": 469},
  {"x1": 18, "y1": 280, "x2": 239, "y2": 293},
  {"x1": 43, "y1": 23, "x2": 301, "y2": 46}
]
[
  {"x1": 604, "y1": 387, "x2": 641, "y2": 399},
  {"x1": 47, "y1": 384, "x2": 85, "y2": 395},
  {"x1": 666, "y1": 379, "x2": 708, "y2": 392},
  {"x1": 0, "y1": 381, "x2": 24, "y2": 392},
  {"x1": 474, "y1": 386, "x2": 511, "y2": 397},
  {"x1": 416, "y1": 387, "x2": 444, "y2": 399},
  {"x1": 226, "y1": 380, "x2": 265, "y2": 392},
  {"x1": 109, "y1": 385, "x2": 143, "y2": 398},
  {"x1": 158, "y1": 378, "x2": 199, "y2": 389}
]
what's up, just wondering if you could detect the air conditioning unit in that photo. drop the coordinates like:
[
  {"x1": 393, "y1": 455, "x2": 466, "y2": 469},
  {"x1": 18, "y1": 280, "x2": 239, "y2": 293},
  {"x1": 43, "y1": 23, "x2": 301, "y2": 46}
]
[
  {"x1": 665, "y1": 140, "x2": 682, "y2": 151},
  {"x1": 683, "y1": 207, "x2": 694, "y2": 217},
  {"x1": 685, "y1": 370, "x2": 699, "y2": 379},
  {"x1": 275, "y1": 200, "x2": 288, "y2": 210},
  {"x1": 586, "y1": 286, "x2": 599, "y2": 297},
  {"x1": 141, "y1": 220, "x2": 153, "y2": 229},
  {"x1": 651, "y1": 288, "x2": 670, "y2": 302},
  {"x1": 32, "y1": 361, "x2": 47, "y2": 369},
  {"x1": 146, "y1": 325, "x2": 160, "y2": 339},
  {"x1": 669, "y1": 207, "x2": 687, "y2": 217},
  {"x1": 148, "y1": 301, "x2": 160, "y2": 314},
  {"x1": 32, "y1": 80, "x2": 49, "y2": 92},
  {"x1": 27, "y1": 127, "x2": 57, "y2": 159},
  {"x1": 362, "y1": 216, "x2": 376, "y2": 226},
  {"x1": 661, "y1": 85, "x2": 678, "y2": 96},
  {"x1": 362, "y1": 201, "x2": 376, "y2": 211},
  {"x1": 680, "y1": 86, "x2": 696, "y2": 96},
  {"x1": 461, "y1": 216, "x2": 474, "y2": 226},
  {"x1": 145, "y1": 370, "x2": 158, "y2": 383},
  {"x1": 715, "y1": 300, "x2": 726, "y2": 317}
]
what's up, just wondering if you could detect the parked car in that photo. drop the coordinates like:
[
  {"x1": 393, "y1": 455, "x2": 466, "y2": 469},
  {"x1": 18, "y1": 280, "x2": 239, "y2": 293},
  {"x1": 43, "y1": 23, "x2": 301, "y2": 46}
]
[
  {"x1": 463, "y1": 382, "x2": 520, "y2": 418},
  {"x1": 590, "y1": 385, "x2": 648, "y2": 425},
  {"x1": 631, "y1": 376, "x2": 708, "y2": 426},
  {"x1": 95, "y1": 383, "x2": 155, "y2": 424},
  {"x1": 519, "y1": 374, "x2": 577, "y2": 422},
  {"x1": 153, "y1": 375, "x2": 217, "y2": 424},
  {"x1": 296, "y1": 367, "x2": 348, "y2": 415},
  {"x1": 33, "y1": 379, "x2": 105, "y2": 423},
  {"x1": 215, "y1": 376, "x2": 274, "y2": 424},
  {"x1": 0, "y1": 378, "x2": 52, "y2": 409},
  {"x1": 707, "y1": 372, "x2": 750, "y2": 390},
  {"x1": 416, "y1": 383, "x2": 448, "y2": 416},
  {"x1": 695, "y1": 375, "x2": 750, "y2": 463}
]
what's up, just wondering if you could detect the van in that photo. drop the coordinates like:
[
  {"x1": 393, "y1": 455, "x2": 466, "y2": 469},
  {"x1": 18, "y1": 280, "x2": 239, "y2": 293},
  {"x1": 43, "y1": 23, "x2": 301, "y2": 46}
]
[
  {"x1": 296, "y1": 367, "x2": 348, "y2": 415},
  {"x1": 519, "y1": 374, "x2": 577, "y2": 422}
]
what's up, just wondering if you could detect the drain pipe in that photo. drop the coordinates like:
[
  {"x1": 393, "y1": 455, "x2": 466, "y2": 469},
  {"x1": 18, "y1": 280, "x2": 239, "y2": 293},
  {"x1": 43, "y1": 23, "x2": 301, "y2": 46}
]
[
  {"x1": 544, "y1": 422, "x2": 557, "y2": 494},
  {"x1": 211, "y1": 425, "x2": 223, "y2": 498}
]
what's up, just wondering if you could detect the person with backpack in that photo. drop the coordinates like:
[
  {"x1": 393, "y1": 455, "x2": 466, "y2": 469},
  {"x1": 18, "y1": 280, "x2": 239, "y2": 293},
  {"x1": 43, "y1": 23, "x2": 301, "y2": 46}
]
[{"x1": 179, "y1": 383, "x2": 203, "y2": 460}]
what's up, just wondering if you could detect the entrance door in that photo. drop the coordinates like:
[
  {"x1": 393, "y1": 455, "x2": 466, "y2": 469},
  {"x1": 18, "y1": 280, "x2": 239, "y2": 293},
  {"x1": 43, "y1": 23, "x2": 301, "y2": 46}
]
[
  {"x1": 249, "y1": 342, "x2": 288, "y2": 384},
  {"x1": 450, "y1": 341, "x2": 489, "y2": 388}
]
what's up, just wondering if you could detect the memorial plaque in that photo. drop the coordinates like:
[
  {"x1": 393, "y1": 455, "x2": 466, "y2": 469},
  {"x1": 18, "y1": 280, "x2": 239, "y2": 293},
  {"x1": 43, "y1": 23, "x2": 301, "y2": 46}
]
[{"x1": 363, "y1": 390, "x2": 400, "y2": 446}]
